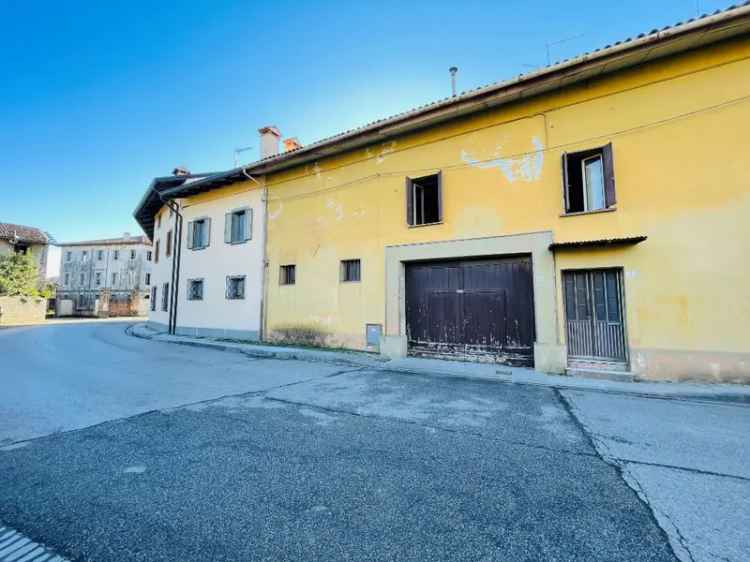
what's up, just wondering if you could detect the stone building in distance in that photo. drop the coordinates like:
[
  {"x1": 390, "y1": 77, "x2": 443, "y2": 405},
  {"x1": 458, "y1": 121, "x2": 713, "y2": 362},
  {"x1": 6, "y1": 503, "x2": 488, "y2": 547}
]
[{"x1": 57, "y1": 234, "x2": 152, "y2": 317}]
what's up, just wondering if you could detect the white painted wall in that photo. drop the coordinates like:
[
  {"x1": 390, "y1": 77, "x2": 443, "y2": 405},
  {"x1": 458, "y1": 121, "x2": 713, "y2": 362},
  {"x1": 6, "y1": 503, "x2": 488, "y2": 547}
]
[
  {"x1": 177, "y1": 189, "x2": 265, "y2": 337},
  {"x1": 146, "y1": 187, "x2": 265, "y2": 338},
  {"x1": 148, "y1": 207, "x2": 178, "y2": 328}
]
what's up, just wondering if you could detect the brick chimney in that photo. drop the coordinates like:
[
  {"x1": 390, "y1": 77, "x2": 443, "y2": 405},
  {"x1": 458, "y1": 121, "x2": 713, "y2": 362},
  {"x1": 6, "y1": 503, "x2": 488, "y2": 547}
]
[
  {"x1": 258, "y1": 126, "x2": 282, "y2": 159},
  {"x1": 283, "y1": 137, "x2": 303, "y2": 152}
]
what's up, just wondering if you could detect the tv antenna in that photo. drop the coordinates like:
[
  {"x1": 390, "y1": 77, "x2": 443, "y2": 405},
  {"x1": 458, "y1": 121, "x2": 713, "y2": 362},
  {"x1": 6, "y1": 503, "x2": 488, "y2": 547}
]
[
  {"x1": 233, "y1": 146, "x2": 253, "y2": 168},
  {"x1": 545, "y1": 34, "x2": 584, "y2": 66}
]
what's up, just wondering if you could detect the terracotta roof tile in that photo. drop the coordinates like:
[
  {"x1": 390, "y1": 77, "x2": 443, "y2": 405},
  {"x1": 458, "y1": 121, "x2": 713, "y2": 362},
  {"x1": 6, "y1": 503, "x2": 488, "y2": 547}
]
[{"x1": 0, "y1": 222, "x2": 49, "y2": 245}]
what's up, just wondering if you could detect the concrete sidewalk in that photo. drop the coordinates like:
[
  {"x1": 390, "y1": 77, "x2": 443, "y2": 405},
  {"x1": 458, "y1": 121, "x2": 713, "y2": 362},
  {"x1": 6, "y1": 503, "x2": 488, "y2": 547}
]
[{"x1": 129, "y1": 322, "x2": 750, "y2": 405}]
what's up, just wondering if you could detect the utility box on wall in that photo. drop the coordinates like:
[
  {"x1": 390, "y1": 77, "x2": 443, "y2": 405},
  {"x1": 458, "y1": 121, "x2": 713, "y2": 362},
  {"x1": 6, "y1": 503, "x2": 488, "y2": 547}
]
[{"x1": 366, "y1": 323, "x2": 382, "y2": 351}]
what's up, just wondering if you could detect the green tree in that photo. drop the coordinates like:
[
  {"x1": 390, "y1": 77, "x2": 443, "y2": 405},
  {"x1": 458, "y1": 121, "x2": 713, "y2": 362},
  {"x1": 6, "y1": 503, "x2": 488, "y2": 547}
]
[{"x1": 0, "y1": 253, "x2": 40, "y2": 297}]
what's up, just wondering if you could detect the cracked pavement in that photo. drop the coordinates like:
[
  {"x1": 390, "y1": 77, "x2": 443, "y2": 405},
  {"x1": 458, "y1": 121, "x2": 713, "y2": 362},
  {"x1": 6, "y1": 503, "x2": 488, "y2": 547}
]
[{"x1": 1, "y1": 322, "x2": 747, "y2": 561}]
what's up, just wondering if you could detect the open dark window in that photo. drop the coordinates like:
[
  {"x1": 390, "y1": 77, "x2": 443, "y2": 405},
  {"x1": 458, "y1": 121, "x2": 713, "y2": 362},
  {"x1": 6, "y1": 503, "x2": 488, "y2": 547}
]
[
  {"x1": 340, "y1": 259, "x2": 361, "y2": 283},
  {"x1": 562, "y1": 143, "x2": 615, "y2": 214},
  {"x1": 188, "y1": 279, "x2": 204, "y2": 301},
  {"x1": 280, "y1": 265, "x2": 296, "y2": 286},
  {"x1": 166, "y1": 230, "x2": 173, "y2": 256},
  {"x1": 406, "y1": 172, "x2": 442, "y2": 226},
  {"x1": 150, "y1": 286, "x2": 157, "y2": 311}
]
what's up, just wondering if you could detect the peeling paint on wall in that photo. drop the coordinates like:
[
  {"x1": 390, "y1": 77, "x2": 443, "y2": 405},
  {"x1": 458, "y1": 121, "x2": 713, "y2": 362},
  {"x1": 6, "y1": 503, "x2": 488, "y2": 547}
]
[
  {"x1": 325, "y1": 199, "x2": 344, "y2": 221},
  {"x1": 269, "y1": 203, "x2": 283, "y2": 221},
  {"x1": 461, "y1": 136, "x2": 544, "y2": 183},
  {"x1": 376, "y1": 141, "x2": 396, "y2": 164}
]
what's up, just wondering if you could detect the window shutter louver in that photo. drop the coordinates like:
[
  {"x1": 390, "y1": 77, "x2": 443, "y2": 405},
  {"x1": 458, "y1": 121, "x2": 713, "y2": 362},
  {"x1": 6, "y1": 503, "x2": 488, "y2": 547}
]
[
  {"x1": 602, "y1": 143, "x2": 616, "y2": 207},
  {"x1": 405, "y1": 177, "x2": 414, "y2": 226},
  {"x1": 246, "y1": 209, "x2": 253, "y2": 241},
  {"x1": 186, "y1": 222, "x2": 194, "y2": 249},
  {"x1": 205, "y1": 218, "x2": 211, "y2": 247},
  {"x1": 225, "y1": 213, "x2": 232, "y2": 243},
  {"x1": 561, "y1": 153, "x2": 570, "y2": 213},
  {"x1": 436, "y1": 171, "x2": 443, "y2": 222}
]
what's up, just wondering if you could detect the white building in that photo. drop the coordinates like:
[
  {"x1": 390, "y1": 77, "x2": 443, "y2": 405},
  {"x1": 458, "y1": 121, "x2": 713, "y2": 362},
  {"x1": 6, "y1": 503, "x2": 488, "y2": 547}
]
[
  {"x1": 139, "y1": 167, "x2": 265, "y2": 339},
  {"x1": 57, "y1": 234, "x2": 152, "y2": 317}
]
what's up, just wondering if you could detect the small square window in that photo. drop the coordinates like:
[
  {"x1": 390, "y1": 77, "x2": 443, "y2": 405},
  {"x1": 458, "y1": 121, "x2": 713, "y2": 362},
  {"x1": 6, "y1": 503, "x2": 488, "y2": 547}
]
[
  {"x1": 113, "y1": 250, "x2": 119, "y2": 260},
  {"x1": 130, "y1": 249, "x2": 136, "y2": 260},
  {"x1": 340, "y1": 259, "x2": 361, "y2": 282},
  {"x1": 279, "y1": 265, "x2": 296, "y2": 286},
  {"x1": 188, "y1": 279, "x2": 204, "y2": 301},
  {"x1": 226, "y1": 276, "x2": 245, "y2": 299},
  {"x1": 563, "y1": 144, "x2": 616, "y2": 214},
  {"x1": 406, "y1": 172, "x2": 442, "y2": 226},
  {"x1": 97, "y1": 250, "x2": 104, "y2": 260}
]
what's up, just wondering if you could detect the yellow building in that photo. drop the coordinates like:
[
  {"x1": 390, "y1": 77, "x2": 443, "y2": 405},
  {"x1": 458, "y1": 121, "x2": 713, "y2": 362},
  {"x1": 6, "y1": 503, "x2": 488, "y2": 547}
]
[{"x1": 135, "y1": 5, "x2": 750, "y2": 382}]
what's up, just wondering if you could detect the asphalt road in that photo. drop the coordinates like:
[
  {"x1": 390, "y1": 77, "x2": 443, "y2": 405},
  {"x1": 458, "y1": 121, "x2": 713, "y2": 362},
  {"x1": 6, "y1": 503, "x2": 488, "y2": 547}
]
[{"x1": 0, "y1": 322, "x2": 747, "y2": 561}]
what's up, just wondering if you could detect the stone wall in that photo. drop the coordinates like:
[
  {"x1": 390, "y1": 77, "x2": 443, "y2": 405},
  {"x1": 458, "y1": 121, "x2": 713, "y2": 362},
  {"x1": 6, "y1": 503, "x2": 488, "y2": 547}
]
[{"x1": 0, "y1": 296, "x2": 47, "y2": 325}]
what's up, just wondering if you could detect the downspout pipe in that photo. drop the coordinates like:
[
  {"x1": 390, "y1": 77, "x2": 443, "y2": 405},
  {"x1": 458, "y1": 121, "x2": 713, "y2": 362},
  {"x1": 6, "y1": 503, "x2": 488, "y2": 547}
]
[
  {"x1": 241, "y1": 168, "x2": 267, "y2": 341},
  {"x1": 151, "y1": 185, "x2": 183, "y2": 335},
  {"x1": 166, "y1": 201, "x2": 182, "y2": 335}
]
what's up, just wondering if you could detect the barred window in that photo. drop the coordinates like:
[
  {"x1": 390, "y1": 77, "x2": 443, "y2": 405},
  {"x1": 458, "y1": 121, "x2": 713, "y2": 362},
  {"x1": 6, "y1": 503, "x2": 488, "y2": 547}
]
[
  {"x1": 188, "y1": 279, "x2": 204, "y2": 301},
  {"x1": 279, "y1": 265, "x2": 296, "y2": 286},
  {"x1": 161, "y1": 283, "x2": 170, "y2": 311},
  {"x1": 226, "y1": 276, "x2": 245, "y2": 300},
  {"x1": 340, "y1": 259, "x2": 361, "y2": 283}
]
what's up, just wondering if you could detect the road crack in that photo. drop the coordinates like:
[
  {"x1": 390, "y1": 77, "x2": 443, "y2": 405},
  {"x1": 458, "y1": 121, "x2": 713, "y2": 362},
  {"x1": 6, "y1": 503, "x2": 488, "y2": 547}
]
[{"x1": 554, "y1": 389, "x2": 684, "y2": 562}]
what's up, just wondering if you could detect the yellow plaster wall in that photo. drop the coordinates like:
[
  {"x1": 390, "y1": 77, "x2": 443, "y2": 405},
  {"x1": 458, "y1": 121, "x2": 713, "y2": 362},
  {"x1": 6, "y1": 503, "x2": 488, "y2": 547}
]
[{"x1": 261, "y1": 38, "x2": 750, "y2": 375}]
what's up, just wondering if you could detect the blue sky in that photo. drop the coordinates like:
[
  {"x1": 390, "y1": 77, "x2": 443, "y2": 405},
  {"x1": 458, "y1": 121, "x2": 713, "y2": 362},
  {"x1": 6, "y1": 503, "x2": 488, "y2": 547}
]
[{"x1": 0, "y1": 0, "x2": 735, "y2": 242}]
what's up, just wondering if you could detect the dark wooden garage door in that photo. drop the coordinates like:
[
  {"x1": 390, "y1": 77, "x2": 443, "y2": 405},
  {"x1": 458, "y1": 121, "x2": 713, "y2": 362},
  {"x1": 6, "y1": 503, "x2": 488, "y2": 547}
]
[{"x1": 405, "y1": 256, "x2": 535, "y2": 366}]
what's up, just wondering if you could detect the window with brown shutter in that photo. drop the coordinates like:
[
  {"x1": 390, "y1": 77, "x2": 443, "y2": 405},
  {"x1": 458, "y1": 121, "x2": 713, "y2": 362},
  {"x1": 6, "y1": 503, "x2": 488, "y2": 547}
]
[
  {"x1": 406, "y1": 172, "x2": 442, "y2": 226},
  {"x1": 562, "y1": 143, "x2": 616, "y2": 214}
]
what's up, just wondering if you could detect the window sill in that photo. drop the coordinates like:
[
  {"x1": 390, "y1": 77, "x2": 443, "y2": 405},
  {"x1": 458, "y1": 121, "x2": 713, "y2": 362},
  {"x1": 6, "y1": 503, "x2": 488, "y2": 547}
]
[
  {"x1": 408, "y1": 221, "x2": 443, "y2": 229},
  {"x1": 227, "y1": 240, "x2": 250, "y2": 246},
  {"x1": 560, "y1": 207, "x2": 616, "y2": 218}
]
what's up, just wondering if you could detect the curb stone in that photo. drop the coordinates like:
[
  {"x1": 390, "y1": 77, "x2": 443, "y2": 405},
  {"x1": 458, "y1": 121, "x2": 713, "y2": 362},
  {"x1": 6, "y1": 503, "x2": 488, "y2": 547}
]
[{"x1": 126, "y1": 323, "x2": 750, "y2": 406}]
